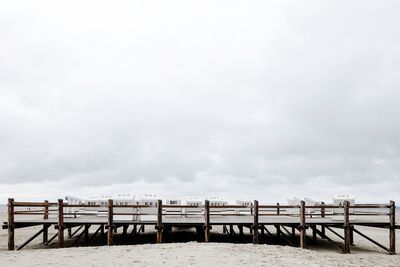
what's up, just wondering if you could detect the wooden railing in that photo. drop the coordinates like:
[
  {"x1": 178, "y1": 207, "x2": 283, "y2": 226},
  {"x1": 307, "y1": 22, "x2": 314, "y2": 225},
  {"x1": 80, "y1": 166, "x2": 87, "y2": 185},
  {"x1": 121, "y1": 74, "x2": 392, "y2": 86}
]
[{"x1": 6, "y1": 198, "x2": 396, "y2": 254}]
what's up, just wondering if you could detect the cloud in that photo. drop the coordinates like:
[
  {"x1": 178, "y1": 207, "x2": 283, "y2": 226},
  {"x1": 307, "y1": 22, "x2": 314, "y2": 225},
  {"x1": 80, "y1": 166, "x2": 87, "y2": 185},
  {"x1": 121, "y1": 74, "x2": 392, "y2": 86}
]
[{"x1": 0, "y1": 0, "x2": 399, "y2": 203}]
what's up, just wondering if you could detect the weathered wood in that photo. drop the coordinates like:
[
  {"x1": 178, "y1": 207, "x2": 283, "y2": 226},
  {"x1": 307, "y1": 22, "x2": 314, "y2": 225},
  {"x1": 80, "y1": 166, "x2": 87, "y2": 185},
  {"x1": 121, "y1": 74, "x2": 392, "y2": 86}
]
[
  {"x1": 44, "y1": 232, "x2": 59, "y2": 245},
  {"x1": 204, "y1": 200, "x2": 210, "y2": 242},
  {"x1": 353, "y1": 227, "x2": 392, "y2": 254},
  {"x1": 156, "y1": 199, "x2": 163, "y2": 243},
  {"x1": 343, "y1": 201, "x2": 351, "y2": 253},
  {"x1": 321, "y1": 202, "x2": 326, "y2": 239},
  {"x1": 43, "y1": 200, "x2": 49, "y2": 244},
  {"x1": 84, "y1": 224, "x2": 90, "y2": 244},
  {"x1": 107, "y1": 199, "x2": 113, "y2": 246},
  {"x1": 277, "y1": 225, "x2": 294, "y2": 246},
  {"x1": 300, "y1": 200, "x2": 306, "y2": 248},
  {"x1": 312, "y1": 225, "x2": 317, "y2": 244},
  {"x1": 253, "y1": 200, "x2": 259, "y2": 244},
  {"x1": 325, "y1": 226, "x2": 345, "y2": 240},
  {"x1": 68, "y1": 225, "x2": 84, "y2": 239},
  {"x1": 17, "y1": 228, "x2": 44, "y2": 250},
  {"x1": 313, "y1": 226, "x2": 344, "y2": 252},
  {"x1": 58, "y1": 199, "x2": 64, "y2": 248},
  {"x1": 89, "y1": 225, "x2": 103, "y2": 242},
  {"x1": 8, "y1": 198, "x2": 15, "y2": 251},
  {"x1": 389, "y1": 200, "x2": 396, "y2": 254}
]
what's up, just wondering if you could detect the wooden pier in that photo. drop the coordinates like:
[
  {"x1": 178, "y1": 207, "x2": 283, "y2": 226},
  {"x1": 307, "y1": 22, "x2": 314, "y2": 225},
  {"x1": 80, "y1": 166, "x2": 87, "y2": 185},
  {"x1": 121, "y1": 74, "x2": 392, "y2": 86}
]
[{"x1": 2, "y1": 198, "x2": 398, "y2": 254}]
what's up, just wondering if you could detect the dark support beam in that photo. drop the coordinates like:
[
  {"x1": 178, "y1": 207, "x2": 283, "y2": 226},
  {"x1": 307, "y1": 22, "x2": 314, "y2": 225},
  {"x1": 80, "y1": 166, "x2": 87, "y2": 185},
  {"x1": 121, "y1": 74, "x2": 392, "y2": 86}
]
[
  {"x1": 123, "y1": 225, "x2": 128, "y2": 236},
  {"x1": 314, "y1": 227, "x2": 344, "y2": 252},
  {"x1": 68, "y1": 227, "x2": 72, "y2": 238},
  {"x1": 157, "y1": 199, "x2": 163, "y2": 243},
  {"x1": 277, "y1": 225, "x2": 293, "y2": 246},
  {"x1": 300, "y1": 200, "x2": 306, "y2": 248},
  {"x1": 238, "y1": 225, "x2": 244, "y2": 236},
  {"x1": 84, "y1": 224, "x2": 90, "y2": 244},
  {"x1": 389, "y1": 200, "x2": 396, "y2": 254},
  {"x1": 89, "y1": 225, "x2": 103, "y2": 242},
  {"x1": 8, "y1": 198, "x2": 15, "y2": 251},
  {"x1": 68, "y1": 225, "x2": 84, "y2": 239},
  {"x1": 253, "y1": 200, "x2": 259, "y2": 244},
  {"x1": 276, "y1": 203, "x2": 280, "y2": 241},
  {"x1": 344, "y1": 201, "x2": 351, "y2": 253},
  {"x1": 312, "y1": 225, "x2": 317, "y2": 244},
  {"x1": 326, "y1": 226, "x2": 344, "y2": 240},
  {"x1": 43, "y1": 200, "x2": 49, "y2": 244},
  {"x1": 321, "y1": 202, "x2": 326, "y2": 239},
  {"x1": 101, "y1": 225, "x2": 105, "y2": 237},
  {"x1": 58, "y1": 198, "x2": 64, "y2": 248},
  {"x1": 353, "y1": 227, "x2": 392, "y2": 254},
  {"x1": 107, "y1": 199, "x2": 113, "y2": 246},
  {"x1": 229, "y1": 225, "x2": 235, "y2": 236},
  {"x1": 204, "y1": 200, "x2": 210, "y2": 242},
  {"x1": 45, "y1": 232, "x2": 59, "y2": 246},
  {"x1": 350, "y1": 226, "x2": 354, "y2": 245},
  {"x1": 262, "y1": 225, "x2": 273, "y2": 238},
  {"x1": 291, "y1": 227, "x2": 295, "y2": 238},
  {"x1": 223, "y1": 225, "x2": 227, "y2": 234},
  {"x1": 131, "y1": 225, "x2": 137, "y2": 236},
  {"x1": 17, "y1": 228, "x2": 44, "y2": 250}
]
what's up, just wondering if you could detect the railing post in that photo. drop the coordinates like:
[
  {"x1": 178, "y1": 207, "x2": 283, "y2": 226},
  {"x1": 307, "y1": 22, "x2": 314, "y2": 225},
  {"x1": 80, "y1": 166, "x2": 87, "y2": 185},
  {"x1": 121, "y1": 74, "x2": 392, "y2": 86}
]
[
  {"x1": 321, "y1": 201, "x2": 326, "y2": 239},
  {"x1": 389, "y1": 200, "x2": 396, "y2": 254},
  {"x1": 343, "y1": 200, "x2": 351, "y2": 253},
  {"x1": 300, "y1": 200, "x2": 306, "y2": 248},
  {"x1": 157, "y1": 199, "x2": 163, "y2": 243},
  {"x1": 204, "y1": 200, "x2": 210, "y2": 242},
  {"x1": 276, "y1": 202, "x2": 280, "y2": 241},
  {"x1": 43, "y1": 200, "x2": 49, "y2": 244},
  {"x1": 8, "y1": 198, "x2": 15, "y2": 251},
  {"x1": 58, "y1": 198, "x2": 64, "y2": 248},
  {"x1": 107, "y1": 199, "x2": 113, "y2": 246},
  {"x1": 253, "y1": 200, "x2": 259, "y2": 244}
]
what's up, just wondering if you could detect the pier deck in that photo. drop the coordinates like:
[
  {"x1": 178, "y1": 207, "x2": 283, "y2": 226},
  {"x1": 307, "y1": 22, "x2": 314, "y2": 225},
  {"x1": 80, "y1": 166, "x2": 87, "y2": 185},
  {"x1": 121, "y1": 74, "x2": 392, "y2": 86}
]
[{"x1": 2, "y1": 198, "x2": 397, "y2": 254}]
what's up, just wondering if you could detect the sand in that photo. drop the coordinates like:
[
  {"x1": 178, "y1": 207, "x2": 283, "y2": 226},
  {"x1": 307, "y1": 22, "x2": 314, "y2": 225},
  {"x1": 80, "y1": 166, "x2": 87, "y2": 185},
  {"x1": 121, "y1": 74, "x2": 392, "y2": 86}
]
[{"x1": 0, "y1": 213, "x2": 399, "y2": 267}]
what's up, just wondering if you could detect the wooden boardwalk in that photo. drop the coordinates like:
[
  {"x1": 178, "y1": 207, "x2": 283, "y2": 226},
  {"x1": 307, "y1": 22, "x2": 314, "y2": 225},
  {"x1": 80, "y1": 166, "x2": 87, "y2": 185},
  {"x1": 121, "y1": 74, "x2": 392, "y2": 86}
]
[{"x1": 2, "y1": 198, "x2": 398, "y2": 254}]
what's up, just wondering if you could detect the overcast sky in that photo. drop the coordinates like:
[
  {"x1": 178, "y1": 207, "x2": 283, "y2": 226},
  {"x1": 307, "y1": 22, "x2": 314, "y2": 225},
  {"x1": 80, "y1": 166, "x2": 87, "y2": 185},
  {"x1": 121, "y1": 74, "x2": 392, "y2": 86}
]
[{"x1": 1, "y1": 0, "x2": 399, "y2": 203}]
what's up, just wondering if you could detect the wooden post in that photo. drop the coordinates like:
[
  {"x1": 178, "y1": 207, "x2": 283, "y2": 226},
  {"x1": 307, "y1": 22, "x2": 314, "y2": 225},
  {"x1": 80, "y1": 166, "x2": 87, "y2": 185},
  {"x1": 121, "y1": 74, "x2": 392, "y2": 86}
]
[
  {"x1": 291, "y1": 227, "x2": 295, "y2": 238},
  {"x1": 43, "y1": 200, "x2": 49, "y2": 244},
  {"x1": 107, "y1": 199, "x2": 113, "y2": 246},
  {"x1": 276, "y1": 202, "x2": 280, "y2": 241},
  {"x1": 204, "y1": 200, "x2": 210, "y2": 242},
  {"x1": 321, "y1": 201, "x2": 326, "y2": 239},
  {"x1": 350, "y1": 226, "x2": 354, "y2": 245},
  {"x1": 101, "y1": 225, "x2": 105, "y2": 237},
  {"x1": 58, "y1": 199, "x2": 64, "y2": 248},
  {"x1": 84, "y1": 224, "x2": 90, "y2": 244},
  {"x1": 389, "y1": 200, "x2": 396, "y2": 254},
  {"x1": 8, "y1": 198, "x2": 15, "y2": 251},
  {"x1": 300, "y1": 200, "x2": 306, "y2": 248},
  {"x1": 253, "y1": 200, "x2": 259, "y2": 244},
  {"x1": 343, "y1": 200, "x2": 351, "y2": 253},
  {"x1": 312, "y1": 225, "x2": 317, "y2": 244},
  {"x1": 157, "y1": 199, "x2": 163, "y2": 243}
]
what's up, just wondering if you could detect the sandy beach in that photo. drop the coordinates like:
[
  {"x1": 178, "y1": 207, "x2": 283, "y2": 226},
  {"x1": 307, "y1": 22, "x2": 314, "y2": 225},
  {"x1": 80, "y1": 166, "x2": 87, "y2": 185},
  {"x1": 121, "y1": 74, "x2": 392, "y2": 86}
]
[{"x1": 0, "y1": 212, "x2": 398, "y2": 267}]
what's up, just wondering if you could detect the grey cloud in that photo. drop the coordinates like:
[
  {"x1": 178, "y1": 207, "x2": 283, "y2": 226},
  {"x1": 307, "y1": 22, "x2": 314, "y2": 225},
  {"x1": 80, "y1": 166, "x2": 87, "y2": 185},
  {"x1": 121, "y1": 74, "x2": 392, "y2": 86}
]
[{"x1": 0, "y1": 0, "x2": 400, "y2": 202}]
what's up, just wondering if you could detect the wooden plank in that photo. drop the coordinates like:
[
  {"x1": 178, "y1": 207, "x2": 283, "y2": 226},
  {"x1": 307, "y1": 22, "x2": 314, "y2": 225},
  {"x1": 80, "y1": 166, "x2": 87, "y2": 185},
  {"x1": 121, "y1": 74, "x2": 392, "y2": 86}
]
[
  {"x1": 58, "y1": 199, "x2": 64, "y2": 248},
  {"x1": 89, "y1": 225, "x2": 103, "y2": 242},
  {"x1": 8, "y1": 198, "x2": 15, "y2": 251},
  {"x1": 44, "y1": 232, "x2": 58, "y2": 245},
  {"x1": 300, "y1": 200, "x2": 306, "y2": 248},
  {"x1": 68, "y1": 225, "x2": 84, "y2": 239},
  {"x1": 157, "y1": 199, "x2": 163, "y2": 243},
  {"x1": 353, "y1": 227, "x2": 392, "y2": 254},
  {"x1": 344, "y1": 201, "x2": 351, "y2": 253},
  {"x1": 204, "y1": 200, "x2": 210, "y2": 242},
  {"x1": 84, "y1": 224, "x2": 90, "y2": 244},
  {"x1": 389, "y1": 200, "x2": 396, "y2": 254},
  {"x1": 253, "y1": 200, "x2": 259, "y2": 244},
  {"x1": 17, "y1": 228, "x2": 44, "y2": 250},
  {"x1": 107, "y1": 199, "x2": 113, "y2": 246},
  {"x1": 43, "y1": 200, "x2": 49, "y2": 244},
  {"x1": 321, "y1": 202, "x2": 326, "y2": 239}
]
